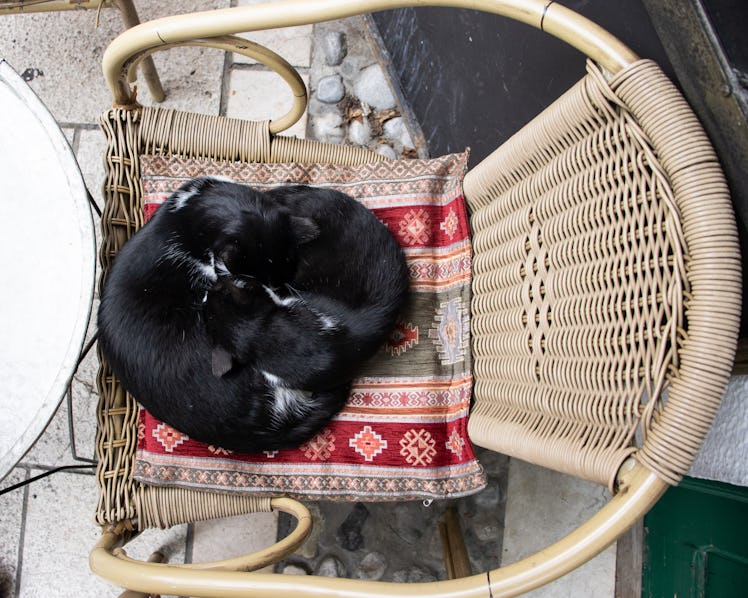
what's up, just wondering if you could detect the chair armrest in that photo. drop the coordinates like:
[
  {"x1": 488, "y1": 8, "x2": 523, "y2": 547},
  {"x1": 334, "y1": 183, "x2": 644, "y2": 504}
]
[
  {"x1": 90, "y1": 461, "x2": 666, "y2": 598},
  {"x1": 107, "y1": 34, "x2": 307, "y2": 134},
  {"x1": 91, "y1": 498, "x2": 312, "y2": 575},
  {"x1": 102, "y1": 0, "x2": 638, "y2": 109}
]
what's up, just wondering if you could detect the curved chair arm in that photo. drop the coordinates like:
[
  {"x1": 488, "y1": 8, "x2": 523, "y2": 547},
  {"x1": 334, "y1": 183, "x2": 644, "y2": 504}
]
[
  {"x1": 90, "y1": 461, "x2": 666, "y2": 598},
  {"x1": 102, "y1": 0, "x2": 639, "y2": 108},
  {"x1": 117, "y1": 34, "x2": 307, "y2": 134},
  {"x1": 92, "y1": 498, "x2": 312, "y2": 575}
]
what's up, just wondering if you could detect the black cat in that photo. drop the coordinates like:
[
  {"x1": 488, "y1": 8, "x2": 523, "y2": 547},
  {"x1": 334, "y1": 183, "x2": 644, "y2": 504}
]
[{"x1": 98, "y1": 177, "x2": 409, "y2": 453}]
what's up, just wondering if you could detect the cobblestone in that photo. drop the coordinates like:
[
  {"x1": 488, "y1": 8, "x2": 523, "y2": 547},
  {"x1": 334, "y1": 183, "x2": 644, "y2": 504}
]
[
  {"x1": 322, "y1": 30, "x2": 347, "y2": 66},
  {"x1": 354, "y1": 63, "x2": 397, "y2": 110},
  {"x1": 306, "y1": 16, "x2": 426, "y2": 159},
  {"x1": 317, "y1": 74, "x2": 345, "y2": 103},
  {"x1": 276, "y1": 448, "x2": 509, "y2": 581},
  {"x1": 355, "y1": 551, "x2": 387, "y2": 580}
]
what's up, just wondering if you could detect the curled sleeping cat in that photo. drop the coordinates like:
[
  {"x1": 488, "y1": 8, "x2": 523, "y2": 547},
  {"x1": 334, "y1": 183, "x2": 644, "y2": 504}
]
[{"x1": 98, "y1": 177, "x2": 409, "y2": 453}]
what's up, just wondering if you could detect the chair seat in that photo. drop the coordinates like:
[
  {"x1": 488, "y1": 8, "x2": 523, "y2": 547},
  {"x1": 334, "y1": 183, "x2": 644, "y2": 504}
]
[{"x1": 131, "y1": 151, "x2": 486, "y2": 502}]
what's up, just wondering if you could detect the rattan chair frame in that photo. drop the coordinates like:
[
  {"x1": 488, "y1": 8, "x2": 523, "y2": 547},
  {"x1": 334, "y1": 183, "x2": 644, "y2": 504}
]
[{"x1": 89, "y1": 1, "x2": 741, "y2": 596}]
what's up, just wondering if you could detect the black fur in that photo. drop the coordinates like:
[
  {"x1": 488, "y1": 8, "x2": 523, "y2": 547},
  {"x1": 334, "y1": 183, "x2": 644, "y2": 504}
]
[{"x1": 97, "y1": 177, "x2": 409, "y2": 453}]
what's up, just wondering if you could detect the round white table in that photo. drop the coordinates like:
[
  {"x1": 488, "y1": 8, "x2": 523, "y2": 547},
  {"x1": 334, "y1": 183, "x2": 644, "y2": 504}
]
[{"x1": 0, "y1": 60, "x2": 96, "y2": 481}]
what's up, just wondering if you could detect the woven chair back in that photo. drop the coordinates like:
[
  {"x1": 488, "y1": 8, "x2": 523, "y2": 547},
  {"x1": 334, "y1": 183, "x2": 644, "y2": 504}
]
[{"x1": 465, "y1": 60, "x2": 740, "y2": 490}]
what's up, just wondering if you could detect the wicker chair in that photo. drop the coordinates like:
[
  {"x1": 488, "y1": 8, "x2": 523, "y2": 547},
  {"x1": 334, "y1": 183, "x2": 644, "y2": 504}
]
[
  {"x1": 89, "y1": 1, "x2": 741, "y2": 596},
  {"x1": 0, "y1": 0, "x2": 164, "y2": 101}
]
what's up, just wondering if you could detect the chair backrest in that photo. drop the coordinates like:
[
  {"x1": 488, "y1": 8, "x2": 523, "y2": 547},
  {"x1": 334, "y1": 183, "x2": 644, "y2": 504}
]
[{"x1": 465, "y1": 59, "x2": 741, "y2": 490}]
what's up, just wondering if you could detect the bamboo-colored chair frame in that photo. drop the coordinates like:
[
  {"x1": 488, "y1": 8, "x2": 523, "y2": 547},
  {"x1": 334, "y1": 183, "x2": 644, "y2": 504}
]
[
  {"x1": 0, "y1": 0, "x2": 164, "y2": 101},
  {"x1": 89, "y1": 1, "x2": 741, "y2": 596}
]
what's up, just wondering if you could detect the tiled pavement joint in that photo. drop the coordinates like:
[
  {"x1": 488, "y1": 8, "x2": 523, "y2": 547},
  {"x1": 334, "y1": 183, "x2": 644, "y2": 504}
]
[{"x1": 13, "y1": 469, "x2": 30, "y2": 598}]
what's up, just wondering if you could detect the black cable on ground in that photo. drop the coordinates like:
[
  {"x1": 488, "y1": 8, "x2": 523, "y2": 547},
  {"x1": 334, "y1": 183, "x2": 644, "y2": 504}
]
[{"x1": 0, "y1": 463, "x2": 97, "y2": 497}]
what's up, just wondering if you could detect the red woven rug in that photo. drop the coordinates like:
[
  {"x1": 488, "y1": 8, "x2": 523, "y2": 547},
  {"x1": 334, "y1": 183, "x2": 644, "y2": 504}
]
[{"x1": 132, "y1": 151, "x2": 486, "y2": 501}]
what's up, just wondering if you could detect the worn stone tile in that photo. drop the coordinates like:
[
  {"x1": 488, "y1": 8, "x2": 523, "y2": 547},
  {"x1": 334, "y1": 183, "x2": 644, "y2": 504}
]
[
  {"x1": 226, "y1": 68, "x2": 308, "y2": 138},
  {"x1": 0, "y1": 468, "x2": 25, "y2": 597},
  {"x1": 18, "y1": 476, "x2": 185, "y2": 597},
  {"x1": 132, "y1": 0, "x2": 231, "y2": 112},
  {"x1": 69, "y1": 334, "x2": 100, "y2": 464},
  {"x1": 121, "y1": 524, "x2": 189, "y2": 566},
  {"x1": 0, "y1": 9, "x2": 121, "y2": 124},
  {"x1": 75, "y1": 127, "x2": 107, "y2": 213},
  {"x1": 17, "y1": 398, "x2": 72, "y2": 469},
  {"x1": 191, "y1": 511, "x2": 279, "y2": 572},
  {"x1": 19, "y1": 470, "x2": 113, "y2": 597},
  {"x1": 61, "y1": 126, "x2": 75, "y2": 146},
  {"x1": 501, "y1": 458, "x2": 616, "y2": 597},
  {"x1": 18, "y1": 302, "x2": 98, "y2": 468},
  {"x1": 234, "y1": 0, "x2": 312, "y2": 68},
  {"x1": 139, "y1": 43, "x2": 224, "y2": 115},
  {"x1": 18, "y1": 364, "x2": 99, "y2": 469},
  {"x1": 0, "y1": 1, "x2": 230, "y2": 124},
  {"x1": 235, "y1": 25, "x2": 313, "y2": 69}
]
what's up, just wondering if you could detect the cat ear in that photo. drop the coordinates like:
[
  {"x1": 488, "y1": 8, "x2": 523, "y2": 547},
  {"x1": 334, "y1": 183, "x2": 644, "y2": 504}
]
[
  {"x1": 290, "y1": 216, "x2": 320, "y2": 244},
  {"x1": 211, "y1": 346, "x2": 234, "y2": 377}
]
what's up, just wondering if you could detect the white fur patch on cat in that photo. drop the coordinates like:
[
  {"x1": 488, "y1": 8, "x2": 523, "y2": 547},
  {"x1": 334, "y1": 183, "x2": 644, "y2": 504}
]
[
  {"x1": 214, "y1": 257, "x2": 230, "y2": 277},
  {"x1": 171, "y1": 183, "x2": 201, "y2": 210},
  {"x1": 263, "y1": 286, "x2": 301, "y2": 308},
  {"x1": 316, "y1": 312, "x2": 338, "y2": 331},
  {"x1": 158, "y1": 244, "x2": 217, "y2": 283},
  {"x1": 171, "y1": 176, "x2": 235, "y2": 210},
  {"x1": 263, "y1": 287, "x2": 338, "y2": 331},
  {"x1": 195, "y1": 250, "x2": 217, "y2": 282},
  {"x1": 262, "y1": 371, "x2": 313, "y2": 421}
]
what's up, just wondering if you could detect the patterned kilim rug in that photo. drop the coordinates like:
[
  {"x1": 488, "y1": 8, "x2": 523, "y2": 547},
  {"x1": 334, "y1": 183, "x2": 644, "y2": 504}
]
[{"x1": 133, "y1": 151, "x2": 486, "y2": 501}]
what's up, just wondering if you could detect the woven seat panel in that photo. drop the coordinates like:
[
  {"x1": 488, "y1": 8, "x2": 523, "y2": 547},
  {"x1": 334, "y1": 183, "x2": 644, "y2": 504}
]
[
  {"x1": 95, "y1": 107, "x2": 380, "y2": 527},
  {"x1": 465, "y1": 60, "x2": 740, "y2": 489}
]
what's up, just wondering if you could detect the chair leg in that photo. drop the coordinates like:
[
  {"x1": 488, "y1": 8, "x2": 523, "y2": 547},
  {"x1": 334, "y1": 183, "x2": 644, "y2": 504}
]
[
  {"x1": 439, "y1": 508, "x2": 472, "y2": 579},
  {"x1": 110, "y1": 0, "x2": 165, "y2": 102}
]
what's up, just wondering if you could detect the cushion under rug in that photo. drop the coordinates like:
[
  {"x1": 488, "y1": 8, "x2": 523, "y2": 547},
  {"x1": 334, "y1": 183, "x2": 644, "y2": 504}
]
[{"x1": 132, "y1": 151, "x2": 486, "y2": 501}]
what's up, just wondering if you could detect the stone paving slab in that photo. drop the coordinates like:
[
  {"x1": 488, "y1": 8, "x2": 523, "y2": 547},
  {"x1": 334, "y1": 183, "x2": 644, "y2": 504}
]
[
  {"x1": 18, "y1": 470, "x2": 112, "y2": 597},
  {"x1": 501, "y1": 459, "x2": 617, "y2": 597},
  {"x1": 0, "y1": 1, "x2": 230, "y2": 123},
  {"x1": 226, "y1": 68, "x2": 309, "y2": 138},
  {"x1": 0, "y1": 469, "x2": 25, "y2": 597},
  {"x1": 235, "y1": 0, "x2": 313, "y2": 68}
]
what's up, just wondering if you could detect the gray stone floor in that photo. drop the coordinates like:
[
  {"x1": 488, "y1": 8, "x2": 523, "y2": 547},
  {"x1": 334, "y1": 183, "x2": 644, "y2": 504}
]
[
  {"x1": 0, "y1": 2, "x2": 617, "y2": 596},
  {"x1": 274, "y1": 448, "x2": 510, "y2": 582}
]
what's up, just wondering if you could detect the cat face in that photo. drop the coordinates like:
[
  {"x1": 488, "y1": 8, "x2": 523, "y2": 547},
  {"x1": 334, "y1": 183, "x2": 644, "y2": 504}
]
[
  {"x1": 213, "y1": 208, "x2": 318, "y2": 289},
  {"x1": 166, "y1": 177, "x2": 319, "y2": 288}
]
